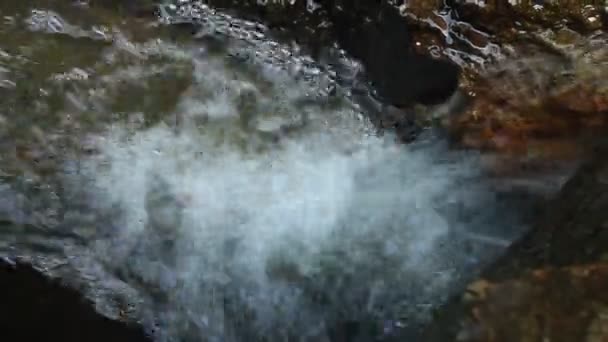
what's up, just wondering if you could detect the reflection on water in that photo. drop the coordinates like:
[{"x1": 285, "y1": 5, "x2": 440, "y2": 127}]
[{"x1": 0, "y1": 1, "x2": 532, "y2": 341}]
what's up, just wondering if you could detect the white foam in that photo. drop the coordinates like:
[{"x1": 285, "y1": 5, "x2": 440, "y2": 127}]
[{"x1": 73, "y1": 48, "x2": 510, "y2": 341}]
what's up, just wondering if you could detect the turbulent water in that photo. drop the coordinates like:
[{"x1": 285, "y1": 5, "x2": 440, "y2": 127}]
[{"x1": 0, "y1": 2, "x2": 532, "y2": 341}]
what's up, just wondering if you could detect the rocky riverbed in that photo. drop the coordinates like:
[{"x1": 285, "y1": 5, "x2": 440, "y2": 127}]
[{"x1": 1, "y1": 1, "x2": 606, "y2": 341}]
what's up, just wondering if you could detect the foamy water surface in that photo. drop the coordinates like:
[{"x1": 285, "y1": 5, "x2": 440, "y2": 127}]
[
  {"x1": 74, "y1": 53, "x2": 521, "y2": 341},
  {"x1": 0, "y1": 3, "x2": 531, "y2": 341}
]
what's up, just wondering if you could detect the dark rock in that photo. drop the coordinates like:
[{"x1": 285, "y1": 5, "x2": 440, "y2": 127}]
[
  {"x1": 328, "y1": 0, "x2": 460, "y2": 106},
  {"x1": 87, "y1": 0, "x2": 159, "y2": 18},
  {"x1": 199, "y1": 0, "x2": 461, "y2": 107},
  {"x1": 0, "y1": 259, "x2": 150, "y2": 342}
]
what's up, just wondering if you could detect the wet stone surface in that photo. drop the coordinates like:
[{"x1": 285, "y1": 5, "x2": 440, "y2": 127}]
[{"x1": 0, "y1": 1, "x2": 581, "y2": 341}]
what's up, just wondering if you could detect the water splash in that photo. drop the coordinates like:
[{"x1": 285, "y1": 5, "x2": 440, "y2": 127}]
[
  {"x1": 69, "y1": 50, "x2": 521, "y2": 341},
  {"x1": 0, "y1": 2, "x2": 531, "y2": 340}
]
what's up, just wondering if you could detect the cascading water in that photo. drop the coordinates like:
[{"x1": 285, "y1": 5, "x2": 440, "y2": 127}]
[
  {"x1": 0, "y1": 2, "x2": 533, "y2": 341},
  {"x1": 72, "y1": 37, "x2": 524, "y2": 342}
]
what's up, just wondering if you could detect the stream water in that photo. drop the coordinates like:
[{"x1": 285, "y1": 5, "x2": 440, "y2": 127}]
[{"x1": 0, "y1": 1, "x2": 537, "y2": 341}]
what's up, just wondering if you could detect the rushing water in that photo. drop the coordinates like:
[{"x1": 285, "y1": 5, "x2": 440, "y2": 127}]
[{"x1": 0, "y1": 1, "x2": 534, "y2": 341}]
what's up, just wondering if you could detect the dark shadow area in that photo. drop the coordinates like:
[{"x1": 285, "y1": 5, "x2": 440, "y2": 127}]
[
  {"x1": 327, "y1": 0, "x2": 460, "y2": 106},
  {"x1": 0, "y1": 259, "x2": 151, "y2": 342}
]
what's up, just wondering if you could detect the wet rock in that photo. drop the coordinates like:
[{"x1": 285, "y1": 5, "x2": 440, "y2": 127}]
[
  {"x1": 111, "y1": 172, "x2": 190, "y2": 306},
  {"x1": 86, "y1": 0, "x2": 159, "y2": 18},
  {"x1": 320, "y1": 0, "x2": 605, "y2": 164},
  {"x1": 436, "y1": 263, "x2": 608, "y2": 342},
  {"x1": 375, "y1": 104, "x2": 437, "y2": 143},
  {"x1": 447, "y1": 34, "x2": 608, "y2": 167},
  {"x1": 402, "y1": 0, "x2": 607, "y2": 68},
  {"x1": 144, "y1": 173, "x2": 185, "y2": 244},
  {"x1": 188, "y1": 0, "x2": 606, "y2": 157},
  {"x1": 418, "y1": 149, "x2": 608, "y2": 341},
  {"x1": 161, "y1": 0, "x2": 462, "y2": 144},
  {"x1": 192, "y1": 0, "x2": 461, "y2": 108},
  {"x1": 0, "y1": 259, "x2": 150, "y2": 342}
]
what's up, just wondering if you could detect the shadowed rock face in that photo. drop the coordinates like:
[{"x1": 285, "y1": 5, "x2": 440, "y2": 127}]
[
  {"x1": 0, "y1": 260, "x2": 151, "y2": 342},
  {"x1": 328, "y1": 0, "x2": 460, "y2": 106},
  {"x1": 189, "y1": 0, "x2": 461, "y2": 107}
]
